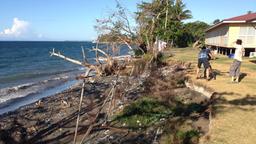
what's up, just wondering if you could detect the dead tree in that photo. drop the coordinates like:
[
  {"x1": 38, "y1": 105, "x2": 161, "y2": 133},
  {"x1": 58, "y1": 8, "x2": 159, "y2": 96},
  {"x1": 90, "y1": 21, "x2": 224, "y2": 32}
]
[
  {"x1": 50, "y1": 46, "x2": 129, "y2": 77},
  {"x1": 50, "y1": 45, "x2": 129, "y2": 143}
]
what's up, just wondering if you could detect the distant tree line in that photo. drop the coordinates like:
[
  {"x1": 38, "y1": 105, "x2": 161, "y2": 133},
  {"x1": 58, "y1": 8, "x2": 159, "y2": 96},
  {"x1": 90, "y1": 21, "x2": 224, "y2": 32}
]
[{"x1": 96, "y1": 0, "x2": 210, "y2": 48}]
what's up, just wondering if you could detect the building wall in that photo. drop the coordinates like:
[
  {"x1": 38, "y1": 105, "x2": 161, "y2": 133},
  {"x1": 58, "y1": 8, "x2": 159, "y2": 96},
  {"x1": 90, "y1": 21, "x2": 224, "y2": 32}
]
[
  {"x1": 228, "y1": 23, "x2": 256, "y2": 48},
  {"x1": 206, "y1": 23, "x2": 256, "y2": 48},
  {"x1": 227, "y1": 24, "x2": 240, "y2": 47},
  {"x1": 205, "y1": 25, "x2": 229, "y2": 47}
]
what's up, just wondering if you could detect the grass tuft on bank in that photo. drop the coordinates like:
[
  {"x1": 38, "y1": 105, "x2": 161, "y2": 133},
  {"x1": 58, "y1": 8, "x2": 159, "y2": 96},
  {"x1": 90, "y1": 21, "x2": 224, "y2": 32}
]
[{"x1": 113, "y1": 97, "x2": 172, "y2": 129}]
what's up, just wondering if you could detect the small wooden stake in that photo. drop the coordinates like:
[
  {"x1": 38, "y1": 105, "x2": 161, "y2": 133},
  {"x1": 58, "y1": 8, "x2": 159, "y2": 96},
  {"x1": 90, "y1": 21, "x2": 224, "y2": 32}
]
[{"x1": 73, "y1": 81, "x2": 85, "y2": 144}]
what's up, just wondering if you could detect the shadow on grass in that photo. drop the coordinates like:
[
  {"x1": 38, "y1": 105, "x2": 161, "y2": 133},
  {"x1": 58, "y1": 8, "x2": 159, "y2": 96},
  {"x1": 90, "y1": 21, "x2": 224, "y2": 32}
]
[
  {"x1": 249, "y1": 60, "x2": 256, "y2": 64},
  {"x1": 211, "y1": 92, "x2": 256, "y2": 117},
  {"x1": 213, "y1": 93, "x2": 256, "y2": 106},
  {"x1": 239, "y1": 73, "x2": 247, "y2": 82}
]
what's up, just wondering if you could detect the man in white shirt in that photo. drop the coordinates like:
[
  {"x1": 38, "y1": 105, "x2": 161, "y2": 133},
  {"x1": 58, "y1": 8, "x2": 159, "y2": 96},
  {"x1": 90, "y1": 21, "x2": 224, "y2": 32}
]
[{"x1": 229, "y1": 39, "x2": 245, "y2": 82}]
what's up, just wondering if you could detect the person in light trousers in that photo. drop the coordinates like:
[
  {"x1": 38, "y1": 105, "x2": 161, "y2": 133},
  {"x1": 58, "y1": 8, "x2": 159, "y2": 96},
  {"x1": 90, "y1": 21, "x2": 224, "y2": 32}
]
[{"x1": 229, "y1": 39, "x2": 245, "y2": 83}]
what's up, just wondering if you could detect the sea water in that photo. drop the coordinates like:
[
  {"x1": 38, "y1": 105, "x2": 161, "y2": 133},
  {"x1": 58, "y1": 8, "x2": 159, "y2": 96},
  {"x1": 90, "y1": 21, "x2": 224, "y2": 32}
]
[{"x1": 0, "y1": 41, "x2": 129, "y2": 114}]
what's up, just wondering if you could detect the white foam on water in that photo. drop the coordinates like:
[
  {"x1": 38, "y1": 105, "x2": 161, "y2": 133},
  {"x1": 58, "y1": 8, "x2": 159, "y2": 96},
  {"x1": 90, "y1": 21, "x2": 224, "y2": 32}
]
[
  {"x1": 0, "y1": 79, "x2": 78, "y2": 115},
  {"x1": 0, "y1": 75, "x2": 70, "y2": 104}
]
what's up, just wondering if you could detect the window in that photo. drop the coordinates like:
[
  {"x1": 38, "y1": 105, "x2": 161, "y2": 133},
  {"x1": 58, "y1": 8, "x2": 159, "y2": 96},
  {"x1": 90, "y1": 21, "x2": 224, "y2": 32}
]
[{"x1": 239, "y1": 26, "x2": 256, "y2": 45}]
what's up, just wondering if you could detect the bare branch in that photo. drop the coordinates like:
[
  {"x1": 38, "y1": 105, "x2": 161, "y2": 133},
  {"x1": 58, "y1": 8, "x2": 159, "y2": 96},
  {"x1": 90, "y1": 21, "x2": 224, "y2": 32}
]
[
  {"x1": 95, "y1": 43, "x2": 103, "y2": 65},
  {"x1": 50, "y1": 49, "x2": 83, "y2": 66},
  {"x1": 117, "y1": 36, "x2": 133, "y2": 50},
  {"x1": 92, "y1": 47, "x2": 111, "y2": 60},
  {"x1": 79, "y1": 76, "x2": 119, "y2": 143},
  {"x1": 81, "y1": 46, "x2": 88, "y2": 63},
  {"x1": 98, "y1": 55, "x2": 131, "y2": 62}
]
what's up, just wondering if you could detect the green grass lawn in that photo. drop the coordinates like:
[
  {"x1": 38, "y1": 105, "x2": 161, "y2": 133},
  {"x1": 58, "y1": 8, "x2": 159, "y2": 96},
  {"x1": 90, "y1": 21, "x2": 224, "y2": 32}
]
[
  {"x1": 169, "y1": 47, "x2": 256, "y2": 70},
  {"x1": 168, "y1": 47, "x2": 256, "y2": 144}
]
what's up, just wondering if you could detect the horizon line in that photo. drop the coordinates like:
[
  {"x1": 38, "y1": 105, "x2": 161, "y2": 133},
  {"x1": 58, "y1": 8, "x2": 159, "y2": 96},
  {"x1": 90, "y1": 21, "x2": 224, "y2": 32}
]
[{"x1": 0, "y1": 40, "x2": 92, "y2": 42}]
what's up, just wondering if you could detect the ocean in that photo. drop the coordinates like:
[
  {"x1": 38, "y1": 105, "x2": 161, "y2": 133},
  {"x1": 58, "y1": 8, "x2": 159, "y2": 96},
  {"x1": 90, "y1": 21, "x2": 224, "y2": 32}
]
[{"x1": 0, "y1": 41, "x2": 129, "y2": 114}]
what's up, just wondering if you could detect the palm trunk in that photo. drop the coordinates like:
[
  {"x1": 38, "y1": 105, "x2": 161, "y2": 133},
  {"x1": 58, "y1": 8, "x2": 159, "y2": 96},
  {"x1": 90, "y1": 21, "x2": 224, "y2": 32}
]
[
  {"x1": 165, "y1": 0, "x2": 169, "y2": 29},
  {"x1": 164, "y1": 0, "x2": 169, "y2": 42}
]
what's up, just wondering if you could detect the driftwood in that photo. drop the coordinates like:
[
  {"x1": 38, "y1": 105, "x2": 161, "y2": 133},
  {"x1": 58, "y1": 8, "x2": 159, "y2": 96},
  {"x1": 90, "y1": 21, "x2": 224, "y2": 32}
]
[
  {"x1": 50, "y1": 45, "x2": 127, "y2": 76},
  {"x1": 79, "y1": 75, "x2": 119, "y2": 144},
  {"x1": 193, "y1": 40, "x2": 202, "y2": 49},
  {"x1": 49, "y1": 44, "x2": 135, "y2": 144},
  {"x1": 50, "y1": 48, "x2": 83, "y2": 66},
  {"x1": 98, "y1": 55, "x2": 131, "y2": 62},
  {"x1": 73, "y1": 81, "x2": 85, "y2": 144},
  {"x1": 73, "y1": 48, "x2": 93, "y2": 143}
]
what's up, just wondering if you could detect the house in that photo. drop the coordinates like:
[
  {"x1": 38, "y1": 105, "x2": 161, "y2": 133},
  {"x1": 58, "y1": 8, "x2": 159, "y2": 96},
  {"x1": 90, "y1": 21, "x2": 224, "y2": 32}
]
[{"x1": 205, "y1": 13, "x2": 256, "y2": 56}]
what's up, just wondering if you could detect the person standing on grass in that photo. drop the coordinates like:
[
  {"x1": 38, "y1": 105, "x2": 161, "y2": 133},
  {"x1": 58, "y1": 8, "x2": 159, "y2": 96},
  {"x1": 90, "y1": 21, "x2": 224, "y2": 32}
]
[
  {"x1": 229, "y1": 39, "x2": 245, "y2": 83},
  {"x1": 196, "y1": 46, "x2": 211, "y2": 81},
  {"x1": 204, "y1": 46, "x2": 214, "y2": 79}
]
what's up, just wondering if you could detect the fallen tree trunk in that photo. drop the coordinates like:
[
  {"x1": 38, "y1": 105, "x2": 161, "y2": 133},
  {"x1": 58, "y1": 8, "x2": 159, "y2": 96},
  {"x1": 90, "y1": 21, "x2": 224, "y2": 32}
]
[
  {"x1": 50, "y1": 46, "x2": 131, "y2": 79},
  {"x1": 51, "y1": 49, "x2": 104, "y2": 75},
  {"x1": 50, "y1": 48, "x2": 83, "y2": 66}
]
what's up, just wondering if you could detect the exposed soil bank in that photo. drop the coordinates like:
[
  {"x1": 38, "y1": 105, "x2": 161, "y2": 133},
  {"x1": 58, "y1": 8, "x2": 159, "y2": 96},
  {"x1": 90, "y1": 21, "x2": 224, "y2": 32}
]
[{"x1": 0, "y1": 62, "x2": 212, "y2": 144}]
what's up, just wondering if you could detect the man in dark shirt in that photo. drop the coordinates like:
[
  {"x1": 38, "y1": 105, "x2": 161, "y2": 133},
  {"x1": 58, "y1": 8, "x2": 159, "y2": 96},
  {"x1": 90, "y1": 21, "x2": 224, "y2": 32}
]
[{"x1": 196, "y1": 46, "x2": 212, "y2": 80}]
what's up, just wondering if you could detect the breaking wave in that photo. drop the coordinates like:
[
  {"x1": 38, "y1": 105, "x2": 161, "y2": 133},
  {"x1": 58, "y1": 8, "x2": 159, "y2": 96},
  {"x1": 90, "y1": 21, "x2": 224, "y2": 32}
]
[{"x1": 0, "y1": 75, "x2": 71, "y2": 104}]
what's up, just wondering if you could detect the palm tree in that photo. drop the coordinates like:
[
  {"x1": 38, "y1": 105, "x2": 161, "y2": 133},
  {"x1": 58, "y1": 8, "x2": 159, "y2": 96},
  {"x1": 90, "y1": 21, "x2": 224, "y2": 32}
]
[
  {"x1": 172, "y1": 0, "x2": 192, "y2": 21},
  {"x1": 136, "y1": 0, "x2": 168, "y2": 48},
  {"x1": 136, "y1": 0, "x2": 192, "y2": 47}
]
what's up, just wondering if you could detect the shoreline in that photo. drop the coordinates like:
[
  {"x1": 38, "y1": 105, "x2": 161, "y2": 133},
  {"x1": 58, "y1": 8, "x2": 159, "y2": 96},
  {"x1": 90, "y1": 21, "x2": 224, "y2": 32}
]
[
  {"x1": 0, "y1": 79, "x2": 80, "y2": 116},
  {"x1": 0, "y1": 75, "x2": 114, "y2": 143},
  {"x1": 0, "y1": 61, "x2": 211, "y2": 143}
]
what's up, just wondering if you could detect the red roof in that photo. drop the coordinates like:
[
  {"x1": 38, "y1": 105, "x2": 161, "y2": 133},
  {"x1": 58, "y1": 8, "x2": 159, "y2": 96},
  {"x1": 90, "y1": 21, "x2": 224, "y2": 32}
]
[
  {"x1": 224, "y1": 13, "x2": 256, "y2": 22},
  {"x1": 206, "y1": 13, "x2": 256, "y2": 32}
]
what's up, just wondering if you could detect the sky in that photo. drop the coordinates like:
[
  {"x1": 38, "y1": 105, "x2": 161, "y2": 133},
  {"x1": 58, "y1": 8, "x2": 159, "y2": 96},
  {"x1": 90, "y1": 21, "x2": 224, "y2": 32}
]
[{"x1": 0, "y1": 0, "x2": 256, "y2": 41}]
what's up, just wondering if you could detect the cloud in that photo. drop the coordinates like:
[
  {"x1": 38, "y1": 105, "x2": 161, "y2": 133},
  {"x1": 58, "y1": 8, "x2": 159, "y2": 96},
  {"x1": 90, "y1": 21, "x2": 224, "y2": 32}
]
[
  {"x1": 0, "y1": 18, "x2": 47, "y2": 40},
  {"x1": 0, "y1": 18, "x2": 30, "y2": 38}
]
